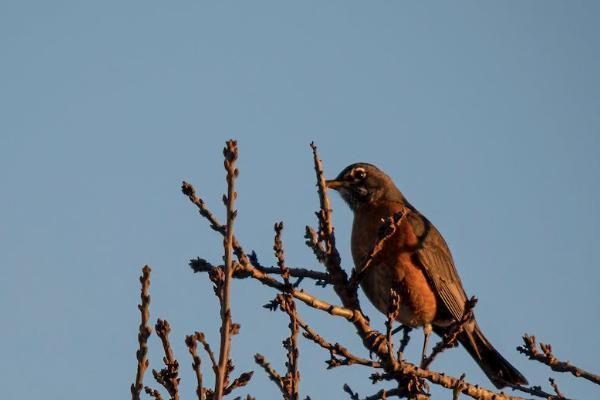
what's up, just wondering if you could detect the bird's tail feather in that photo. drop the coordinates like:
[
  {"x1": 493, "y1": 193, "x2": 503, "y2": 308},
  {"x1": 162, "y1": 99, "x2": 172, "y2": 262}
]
[{"x1": 457, "y1": 322, "x2": 528, "y2": 389}]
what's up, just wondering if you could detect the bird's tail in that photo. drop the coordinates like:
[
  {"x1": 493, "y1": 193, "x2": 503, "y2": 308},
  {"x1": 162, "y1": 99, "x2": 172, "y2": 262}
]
[{"x1": 457, "y1": 321, "x2": 528, "y2": 389}]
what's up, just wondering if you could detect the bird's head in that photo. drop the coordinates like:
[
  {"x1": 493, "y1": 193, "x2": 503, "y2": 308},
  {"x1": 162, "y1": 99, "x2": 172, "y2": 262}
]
[{"x1": 326, "y1": 163, "x2": 404, "y2": 210}]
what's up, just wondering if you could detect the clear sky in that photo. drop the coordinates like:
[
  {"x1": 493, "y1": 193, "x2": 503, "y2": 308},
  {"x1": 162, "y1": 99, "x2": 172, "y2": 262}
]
[{"x1": 1, "y1": 1, "x2": 599, "y2": 399}]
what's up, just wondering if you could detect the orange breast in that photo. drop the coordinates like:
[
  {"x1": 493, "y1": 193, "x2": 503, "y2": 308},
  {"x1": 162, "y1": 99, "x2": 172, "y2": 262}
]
[{"x1": 351, "y1": 202, "x2": 437, "y2": 327}]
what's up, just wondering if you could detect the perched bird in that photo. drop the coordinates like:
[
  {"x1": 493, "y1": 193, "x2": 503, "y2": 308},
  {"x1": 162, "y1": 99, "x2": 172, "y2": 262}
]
[{"x1": 326, "y1": 163, "x2": 527, "y2": 389}]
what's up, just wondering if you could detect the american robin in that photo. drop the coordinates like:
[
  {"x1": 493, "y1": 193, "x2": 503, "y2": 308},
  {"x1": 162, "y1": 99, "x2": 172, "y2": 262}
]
[{"x1": 326, "y1": 163, "x2": 527, "y2": 389}]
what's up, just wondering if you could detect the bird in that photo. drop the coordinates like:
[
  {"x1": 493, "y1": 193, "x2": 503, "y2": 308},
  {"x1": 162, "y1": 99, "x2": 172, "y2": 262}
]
[{"x1": 326, "y1": 162, "x2": 527, "y2": 389}]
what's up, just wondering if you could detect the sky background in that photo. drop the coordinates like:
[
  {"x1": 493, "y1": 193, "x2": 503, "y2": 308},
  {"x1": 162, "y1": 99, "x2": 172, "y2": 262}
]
[{"x1": 1, "y1": 1, "x2": 599, "y2": 399}]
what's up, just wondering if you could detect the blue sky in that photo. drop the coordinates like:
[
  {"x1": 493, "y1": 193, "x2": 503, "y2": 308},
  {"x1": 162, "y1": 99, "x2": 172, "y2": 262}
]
[{"x1": 1, "y1": 1, "x2": 599, "y2": 399}]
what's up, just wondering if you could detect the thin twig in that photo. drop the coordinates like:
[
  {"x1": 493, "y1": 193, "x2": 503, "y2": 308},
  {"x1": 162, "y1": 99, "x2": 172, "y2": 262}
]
[
  {"x1": 191, "y1": 259, "x2": 357, "y2": 321},
  {"x1": 145, "y1": 386, "x2": 165, "y2": 400},
  {"x1": 255, "y1": 353, "x2": 286, "y2": 395},
  {"x1": 343, "y1": 384, "x2": 405, "y2": 400},
  {"x1": 518, "y1": 334, "x2": 600, "y2": 386},
  {"x1": 224, "y1": 371, "x2": 254, "y2": 396},
  {"x1": 181, "y1": 182, "x2": 249, "y2": 267},
  {"x1": 274, "y1": 222, "x2": 300, "y2": 400},
  {"x1": 185, "y1": 333, "x2": 205, "y2": 400},
  {"x1": 505, "y1": 383, "x2": 570, "y2": 400},
  {"x1": 131, "y1": 266, "x2": 152, "y2": 400},
  {"x1": 194, "y1": 331, "x2": 218, "y2": 375},
  {"x1": 190, "y1": 257, "x2": 331, "y2": 286},
  {"x1": 154, "y1": 319, "x2": 180, "y2": 400},
  {"x1": 296, "y1": 313, "x2": 380, "y2": 369},
  {"x1": 308, "y1": 143, "x2": 351, "y2": 295},
  {"x1": 549, "y1": 378, "x2": 566, "y2": 399}
]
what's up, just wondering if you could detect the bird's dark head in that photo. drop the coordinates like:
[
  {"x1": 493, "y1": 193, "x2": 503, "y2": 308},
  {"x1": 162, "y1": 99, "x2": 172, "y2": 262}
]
[{"x1": 326, "y1": 163, "x2": 404, "y2": 210}]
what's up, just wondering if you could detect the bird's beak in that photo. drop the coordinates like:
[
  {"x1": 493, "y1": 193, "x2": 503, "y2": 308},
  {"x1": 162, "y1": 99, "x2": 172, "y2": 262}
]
[{"x1": 326, "y1": 179, "x2": 343, "y2": 191}]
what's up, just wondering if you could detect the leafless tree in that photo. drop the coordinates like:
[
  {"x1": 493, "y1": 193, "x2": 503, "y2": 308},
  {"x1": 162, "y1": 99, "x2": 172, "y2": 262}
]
[{"x1": 131, "y1": 140, "x2": 598, "y2": 400}]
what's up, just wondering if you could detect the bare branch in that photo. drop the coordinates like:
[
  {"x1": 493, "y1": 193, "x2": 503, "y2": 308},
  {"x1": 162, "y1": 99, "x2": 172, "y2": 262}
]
[
  {"x1": 154, "y1": 319, "x2": 180, "y2": 400},
  {"x1": 549, "y1": 378, "x2": 566, "y2": 399},
  {"x1": 214, "y1": 140, "x2": 239, "y2": 400},
  {"x1": 517, "y1": 334, "x2": 600, "y2": 386},
  {"x1": 505, "y1": 383, "x2": 569, "y2": 400},
  {"x1": 343, "y1": 384, "x2": 405, "y2": 400},
  {"x1": 190, "y1": 257, "x2": 331, "y2": 285},
  {"x1": 297, "y1": 313, "x2": 380, "y2": 369},
  {"x1": 191, "y1": 258, "x2": 357, "y2": 321},
  {"x1": 308, "y1": 143, "x2": 351, "y2": 294},
  {"x1": 224, "y1": 371, "x2": 254, "y2": 396},
  {"x1": 145, "y1": 386, "x2": 165, "y2": 400},
  {"x1": 255, "y1": 353, "x2": 285, "y2": 395},
  {"x1": 131, "y1": 265, "x2": 153, "y2": 400},
  {"x1": 185, "y1": 333, "x2": 205, "y2": 400},
  {"x1": 274, "y1": 222, "x2": 300, "y2": 400},
  {"x1": 309, "y1": 143, "x2": 337, "y2": 255},
  {"x1": 452, "y1": 374, "x2": 467, "y2": 400},
  {"x1": 181, "y1": 181, "x2": 250, "y2": 267}
]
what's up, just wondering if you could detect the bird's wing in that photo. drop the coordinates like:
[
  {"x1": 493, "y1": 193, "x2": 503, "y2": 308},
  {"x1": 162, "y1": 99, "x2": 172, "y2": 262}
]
[{"x1": 407, "y1": 210, "x2": 468, "y2": 322}]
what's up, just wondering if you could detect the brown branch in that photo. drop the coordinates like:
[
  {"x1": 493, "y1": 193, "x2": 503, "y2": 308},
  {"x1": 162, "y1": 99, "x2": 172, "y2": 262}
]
[
  {"x1": 191, "y1": 258, "x2": 357, "y2": 321},
  {"x1": 214, "y1": 140, "x2": 239, "y2": 400},
  {"x1": 343, "y1": 384, "x2": 405, "y2": 400},
  {"x1": 185, "y1": 333, "x2": 205, "y2": 400},
  {"x1": 181, "y1": 182, "x2": 249, "y2": 267},
  {"x1": 274, "y1": 222, "x2": 301, "y2": 400},
  {"x1": 517, "y1": 334, "x2": 600, "y2": 386},
  {"x1": 296, "y1": 313, "x2": 380, "y2": 369},
  {"x1": 243, "y1": 261, "x2": 358, "y2": 319},
  {"x1": 309, "y1": 143, "x2": 337, "y2": 252},
  {"x1": 549, "y1": 378, "x2": 566, "y2": 399},
  {"x1": 145, "y1": 386, "x2": 165, "y2": 400},
  {"x1": 452, "y1": 374, "x2": 467, "y2": 400},
  {"x1": 131, "y1": 265, "x2": 153, "y2": 400},
  {"x1": 224, "y1": 371, "x2": 254, "y2": 396},
  {"x1": 255, "y1": 353, "x2": 286, "y2": 395},
  {"x1": 195, "y1": 331, "x2": 218, "y2": 375},
  {"x1": 421, "y1": 297, "x2": 478, "y2": 369},
  {"x1": 153, "y1": 319, "x2": 180, "y2": 400},
  {"x1": 505, "y1": 383, "x2": 569, "y2": 400},
  {"x1": 190, "y1": 257, "x2": 331, "y2": 285},
  {"x1": 308, "y1": 143, "x2": 353, "y2": 302},
  {"x1": 274, "y1": 222, "x2": 289, "y2": 283}
]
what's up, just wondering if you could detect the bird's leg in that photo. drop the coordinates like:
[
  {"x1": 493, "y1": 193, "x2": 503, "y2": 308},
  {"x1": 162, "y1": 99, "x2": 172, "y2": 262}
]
[
  {"x1": 420, "y1": 324, "x2": 432, "y2": 368},
  {"x1": 391, "y1": 324, "x2": 411, "y2": 336}
]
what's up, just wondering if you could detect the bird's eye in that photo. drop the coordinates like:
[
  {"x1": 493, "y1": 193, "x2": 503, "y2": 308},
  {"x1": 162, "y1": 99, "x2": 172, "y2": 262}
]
[{"x1": 352, "y1": 167, "x2": 367, "y2": 180}]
